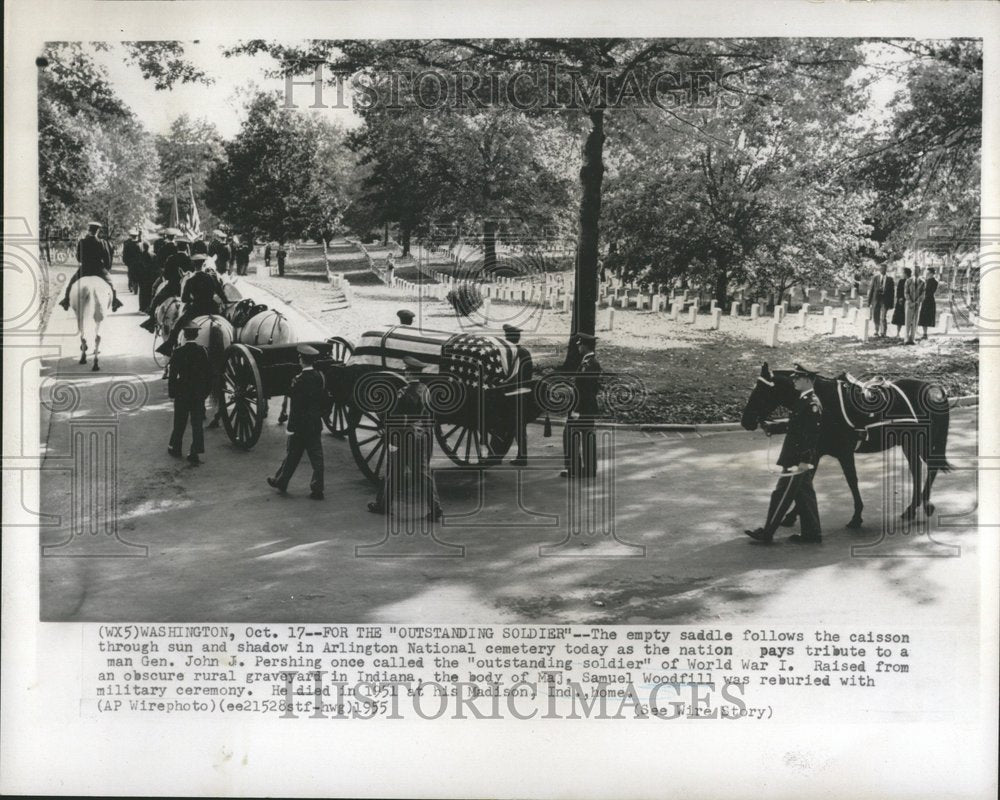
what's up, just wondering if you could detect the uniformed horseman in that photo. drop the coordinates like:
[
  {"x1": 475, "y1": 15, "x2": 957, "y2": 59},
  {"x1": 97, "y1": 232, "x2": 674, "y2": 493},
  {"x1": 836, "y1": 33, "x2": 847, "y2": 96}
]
[
  {"x1": 561, "y1": 333, "x2": 602, "y2": 479},
  {"x1": 745, "y1": 364, "x2": 823, "y2": 544},
  {"x1": 503, "y1": 324, "x2": 533, "y2": 466},
  {"x1": 368, "y1": 356, "x2": 444, "y2": 522},
  {"x1": 167, "y1": 325, "x2": 213, "y2": 465},
  {"x1": 59, "y1": 222, "x2": 124, "y2": 312},
  {"x1": 155, "y1": 253, "x2": 224, "y2": 355},
  {"x1": 267, "y1": 344, "x2": 326, "y2": 499}
]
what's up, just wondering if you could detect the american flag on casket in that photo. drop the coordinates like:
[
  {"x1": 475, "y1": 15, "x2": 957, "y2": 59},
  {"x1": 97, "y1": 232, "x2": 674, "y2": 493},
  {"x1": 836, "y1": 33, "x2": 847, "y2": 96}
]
[{"x1": 347, "y1": 325, "x2": 518, "y2": 388}]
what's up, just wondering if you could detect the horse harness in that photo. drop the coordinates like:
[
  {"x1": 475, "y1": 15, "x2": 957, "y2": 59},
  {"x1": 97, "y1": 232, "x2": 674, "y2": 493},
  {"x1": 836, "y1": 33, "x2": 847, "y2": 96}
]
[{"x1": 835, "y1": 374, "x2": 920, "y2": 450}]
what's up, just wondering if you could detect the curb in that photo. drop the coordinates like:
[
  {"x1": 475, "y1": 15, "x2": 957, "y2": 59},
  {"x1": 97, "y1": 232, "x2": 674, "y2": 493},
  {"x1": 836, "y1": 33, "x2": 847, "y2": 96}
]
[
  {"x1": 535, "y1": 395, "x2": 979, "y2": 433},
  {"x1": 236, "y1": 275, "x2": 328, "y2": 342}
]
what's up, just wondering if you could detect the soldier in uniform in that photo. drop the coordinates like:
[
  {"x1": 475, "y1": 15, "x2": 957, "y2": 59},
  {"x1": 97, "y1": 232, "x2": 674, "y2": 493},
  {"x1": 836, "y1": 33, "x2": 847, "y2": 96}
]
[
  {"x1": 155, "y1": 231, "x2": 179, "y2": 273},
  {"x1": 58, "y1": 222, "x2": 124, "y2": 311},
  {"x1": 503, "y1": 324, "x2": 533, "y2": 466},
  {"x1": 396, "y1": 309, "x2": 415, "y2": 326},
  {"x1": 368, "y1": 356, "x2": 443, "y2": 521},
  {"x1": 167, "y1": 325, "x2": 213, "y2": 465},
  {"x1": 209, "y1": 231, "x2": 231, "y2": 275},
  {"x1": 141, "y1": 249, "x2": 191, "y2": 331},
  {"x1": 561, "y1": 333, "x2": 601, "y2": 479},
  {"x1": 122, "y1": 230, "x2": 142, "y2": 294},
  {"x1": 155, "y1": 253, "x2": 224, "y2": 355},
  {"x1": 745, "y1": 365, "x2": 823, "y2": 544},
  {"x1": 267, "y1": 344, "x2": 326, "y2": 499}
]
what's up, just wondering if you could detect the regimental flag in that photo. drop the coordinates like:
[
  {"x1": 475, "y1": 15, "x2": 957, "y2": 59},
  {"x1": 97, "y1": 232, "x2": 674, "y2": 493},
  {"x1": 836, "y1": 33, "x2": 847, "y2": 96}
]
[
  {"x1": 185, "y1": 183, "x2": 202, "y2": 238},
  {"x1": 348, "y1": 325, "x2": 517, "y2": 388}
]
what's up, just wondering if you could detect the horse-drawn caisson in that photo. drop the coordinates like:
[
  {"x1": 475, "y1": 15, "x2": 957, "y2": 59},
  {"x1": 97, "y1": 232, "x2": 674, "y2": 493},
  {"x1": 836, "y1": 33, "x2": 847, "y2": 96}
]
[{"x1": 217, "y1": 324, "x2": 548, "y2": 483}]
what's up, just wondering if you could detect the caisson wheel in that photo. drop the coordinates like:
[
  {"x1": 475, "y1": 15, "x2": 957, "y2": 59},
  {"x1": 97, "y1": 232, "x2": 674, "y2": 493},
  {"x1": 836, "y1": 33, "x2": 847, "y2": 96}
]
[{"x1": 220, "y1": 344, "x2": 266, "y2": 449}]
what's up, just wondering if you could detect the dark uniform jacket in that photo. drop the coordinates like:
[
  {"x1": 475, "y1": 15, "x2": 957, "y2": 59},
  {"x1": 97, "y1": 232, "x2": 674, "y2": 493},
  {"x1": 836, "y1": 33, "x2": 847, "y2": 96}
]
[
  {"x1": 867, "y1": 273, "x2": 895, "y2": 307},
  {"x1": 182, "y1": 270, "x2": 221, "y2": 311},
  {"x1": 168, "y1": 342, "x2": 213, "y2": 401},
  {"x1": 209, "y1": 240, "x2": 231, "y2": 272},
  {"x1": 574, "y1": 353, "x2": 602, "y2": 418},
  {"x1": 122, "y1": 239, "x2": 141, "y2": 268},
  {"x1": 770, "y1": 389, "x2": 822, "y2": 468},
  {"x1": 515, "y1": 345, "x2": 534, "y2": 383},
  {"x1": 76, "y1": 234, "x2": 111, "y2": 274},
  {"x1": 286, "y1": 369, "x2": 326, "y2": 436}
]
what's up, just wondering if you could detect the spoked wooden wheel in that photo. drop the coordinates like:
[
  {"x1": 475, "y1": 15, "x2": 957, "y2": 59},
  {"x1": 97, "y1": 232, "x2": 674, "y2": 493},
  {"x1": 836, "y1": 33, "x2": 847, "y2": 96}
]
[
  {"x1": 348, "y1": 371, "x2": 404, "y2": 484},
  {"x1": 152, "y1": 328, "x2": 167, "y2": 368},
  {"x1": 220, "y1": 344, "x2": 266, "y2": 449},
  {"x1": 435, "y1": 419, "x2": 498, "y2": 467},
  {"x1": 322, "y1": 336, "x2": 354, "y2": 438}
]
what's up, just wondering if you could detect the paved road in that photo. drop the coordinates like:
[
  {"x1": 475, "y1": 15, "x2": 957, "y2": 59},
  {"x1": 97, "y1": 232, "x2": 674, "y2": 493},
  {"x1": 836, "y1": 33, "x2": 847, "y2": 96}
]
[{"x1": 38, "y1": 268, "x2": 980, "y2": 624}]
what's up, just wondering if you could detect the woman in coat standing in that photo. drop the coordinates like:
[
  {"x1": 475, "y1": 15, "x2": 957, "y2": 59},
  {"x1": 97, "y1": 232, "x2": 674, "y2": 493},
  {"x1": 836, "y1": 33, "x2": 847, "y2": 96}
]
[
  {"x1": 891, "y1": 267, "x2": 910, "y2": 340},
  {"x1": 918, "y1": 267, "x2": 939, "y2": 340}
]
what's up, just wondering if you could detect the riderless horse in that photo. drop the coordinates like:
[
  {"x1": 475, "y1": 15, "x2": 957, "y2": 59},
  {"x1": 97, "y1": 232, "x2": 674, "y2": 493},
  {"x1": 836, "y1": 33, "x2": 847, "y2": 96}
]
[
  {"x1": 68, "y1": 275, "x2": 113, "y2": 371},
  {"x1": 741, "y1": 362, "x2": 952, "y2": 526}
]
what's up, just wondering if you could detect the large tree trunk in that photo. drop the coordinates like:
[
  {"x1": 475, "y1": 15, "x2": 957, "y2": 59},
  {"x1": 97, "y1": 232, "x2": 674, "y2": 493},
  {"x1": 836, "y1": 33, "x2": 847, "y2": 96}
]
[
  {"x1": 401, "y1": 225, "x2": 411, "y2": 257},
  {"x1": 483, "y1": 219, "x2": 498, "y2": 276},
  {"x1": 714, "y1": 269, "x2": 728, "y2": 307},
  {"x1": 383, "y1": 222, "x2": 389, "y2": 247},
  {"x1": 571, "y1": 110, "x2": 605, "y2": 349}
]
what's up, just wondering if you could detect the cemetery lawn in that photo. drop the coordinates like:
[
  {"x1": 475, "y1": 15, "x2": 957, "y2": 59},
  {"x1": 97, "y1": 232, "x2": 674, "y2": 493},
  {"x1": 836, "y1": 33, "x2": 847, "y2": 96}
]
[{"x1": 530, "y1": 331, "x2": 979, "y2": 425}]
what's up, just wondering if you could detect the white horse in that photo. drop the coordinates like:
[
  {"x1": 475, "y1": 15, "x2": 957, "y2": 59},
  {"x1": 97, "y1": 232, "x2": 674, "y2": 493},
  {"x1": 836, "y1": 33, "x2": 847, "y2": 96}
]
[
  {"x1": 185, "y1": 314, "x2": 235, "y2": 428},
  {"x1": 237, "y1": 309, "x2": 295, "y2": 346},
  {"x1": 68, "y1": 276, "x2": 113, "y2": 371}
]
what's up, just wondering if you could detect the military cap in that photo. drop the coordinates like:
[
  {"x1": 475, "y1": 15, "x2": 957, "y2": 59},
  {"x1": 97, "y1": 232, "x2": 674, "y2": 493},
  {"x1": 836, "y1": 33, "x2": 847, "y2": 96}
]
[
  {"x1": 297, "y1": 344, "x2": 320, "y2": 357},
  {"x1": 190, "y1": 253, "x2": 208, "y2": 263},
  {"x1": 789, "y1": 363, "x2": 817, "y2": 378},
  {"x1": 87, "y1": 221, "x2": 102, "y2": 229},
  {"x1": 502, "y1": 324, "x2": 522, "y2": 342},
  {"x1": 397, "y1": 309, "x2": 415, "y2": 324},
  {"x1": 574, "y1": 332, "x2": 598, "y2": 346},
  {"x1": 402, "y1": 356, "x2": 429, "y2": 372},
  {"x1": 183, "y1": 324, "x2": 201, "y2": 335}
]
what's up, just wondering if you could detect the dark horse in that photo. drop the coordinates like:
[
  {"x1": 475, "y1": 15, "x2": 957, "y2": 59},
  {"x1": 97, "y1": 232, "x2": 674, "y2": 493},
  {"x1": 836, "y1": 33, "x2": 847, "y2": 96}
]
[{"x1": 740, "y1": 363, "x2": 952, "y2": 527}]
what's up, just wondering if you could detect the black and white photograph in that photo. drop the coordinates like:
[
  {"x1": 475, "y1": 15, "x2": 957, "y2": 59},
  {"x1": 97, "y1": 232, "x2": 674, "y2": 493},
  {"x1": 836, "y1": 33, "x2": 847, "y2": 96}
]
[
  {"x1": 32, "y1": 35, "x2": 983, "y2": 624},
  {"x1": 2, "y1": 1, "x2": 997, "y2": 797}
]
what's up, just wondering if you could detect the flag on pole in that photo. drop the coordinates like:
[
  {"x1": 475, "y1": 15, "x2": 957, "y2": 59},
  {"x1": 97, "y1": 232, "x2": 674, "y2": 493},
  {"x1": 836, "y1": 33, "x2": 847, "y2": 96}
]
[
  {"x1": 170, "y1": 181, "x2": 181, "y2": 230},
  {"x1": 186, "y1": 182, "x2": 202, "y2": 238}
]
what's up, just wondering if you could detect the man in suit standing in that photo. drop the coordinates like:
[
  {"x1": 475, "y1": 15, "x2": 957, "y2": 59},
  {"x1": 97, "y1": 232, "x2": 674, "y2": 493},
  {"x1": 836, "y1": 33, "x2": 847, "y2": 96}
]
[
  {"x1": 745, "y1": 364, "x2": 823, "y2": 544},
  {"x1": 866, "y1": 260, "x2": 895, "y2": 337},
  {"x1": 561, "y1": 333, "x2": 602, "y2": 479},
  {"x1": 503, "y1": 324, "x2": 533, "y2": 466},
  {"x1": 268, "y1": 344, "x2": 326, "y2": 499},
  {"x1": 903, "y1": 266, "x2": 925, "y2": 345},
  {"x1": 168, "y1": 325, "x2": 213, "y2": 465},
  {"x1": 58, "y1": 222, "x2": 124, "y2": 311}
]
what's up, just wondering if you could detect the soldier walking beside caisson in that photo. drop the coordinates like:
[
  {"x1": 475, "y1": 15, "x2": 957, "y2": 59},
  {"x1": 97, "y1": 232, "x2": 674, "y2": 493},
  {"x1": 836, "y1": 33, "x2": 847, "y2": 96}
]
[
  {"x1": 167, "y1": 325, "x2": 213, "y2": 465},
  {"x1": 267, "y1": 344, "x2": 326, "y2": 499},
  {"x1": 745, "y1": 364, "x2": 823, "y2": 544}
]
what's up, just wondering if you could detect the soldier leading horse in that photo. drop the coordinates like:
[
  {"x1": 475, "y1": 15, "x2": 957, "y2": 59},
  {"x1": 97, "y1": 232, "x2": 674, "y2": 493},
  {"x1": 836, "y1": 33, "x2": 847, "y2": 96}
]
[{"x1": 741, "y1": 363, "x2": 951, "y2": 526}]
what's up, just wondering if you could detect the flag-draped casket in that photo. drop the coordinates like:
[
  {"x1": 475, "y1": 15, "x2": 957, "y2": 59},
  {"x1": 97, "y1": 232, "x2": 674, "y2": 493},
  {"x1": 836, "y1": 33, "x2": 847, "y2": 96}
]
[{"x1": 348, "y1": 325, "x2": 521, "y2": 388}]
